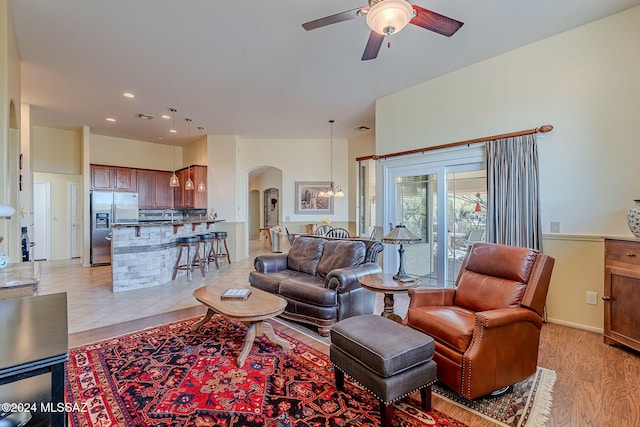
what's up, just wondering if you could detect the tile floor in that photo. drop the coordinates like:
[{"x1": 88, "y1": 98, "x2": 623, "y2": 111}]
[
  {"x1": 38, "y1": 240, "x2": 272, "y2": 334},
  {"x1": 37, "y1": 238, "x2": 397, "y2": 335}
]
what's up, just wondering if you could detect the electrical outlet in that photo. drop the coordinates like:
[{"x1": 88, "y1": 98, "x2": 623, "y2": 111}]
[
  {"x1": 550, "y1": 221, "x2": 560, "y2": 233},
  {"x1": 586, "y1": 291, "x2": 598, "y2": 305}
]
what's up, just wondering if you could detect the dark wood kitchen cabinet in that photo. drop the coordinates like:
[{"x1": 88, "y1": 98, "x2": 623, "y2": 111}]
[
  {"x1": 113, "y1": 167, "x2": 137, "y2": 192},
  {"x1": 155, "y1": 171, "x2": 175, "y2": 209},
  {"x1": 603, "y1": 238, "x2": 640, "y2": 352},
  {"x1": 138, "y1": 169, "x2": 174, "y2": 209},
  {"x1": 91, "y1": 165, "x2": 113, "y2": 190},
  {"x1": 137, "y1": 170, "x2": 156, "y2": 208},
  {"x1": 173, "y1": 166, "x2": 207, "y2": 209},
  {"x1": 90, "y1": 165, "x2": 137, "y2": 192}
]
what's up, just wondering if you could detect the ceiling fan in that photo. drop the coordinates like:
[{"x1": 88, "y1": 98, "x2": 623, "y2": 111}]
[{"x1": 302, "y1": 0, "x2": 463, "y2": 61}]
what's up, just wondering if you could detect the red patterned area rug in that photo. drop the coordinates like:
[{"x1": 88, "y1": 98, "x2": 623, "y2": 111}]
[{"x1": 66, "y1": 315, "x2": 467, "y2": 426}]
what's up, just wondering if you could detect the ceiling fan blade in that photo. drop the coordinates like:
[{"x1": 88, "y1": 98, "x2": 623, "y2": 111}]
[
  {"x1": 302, "y1": 7, "x2": 365, "y2": 31},
  {"x1": 361, "y1": 31, "x2": 385, "y2": 61},
  {"x1": 410, "y1": 5, "x2": 464, "y2": 37}
]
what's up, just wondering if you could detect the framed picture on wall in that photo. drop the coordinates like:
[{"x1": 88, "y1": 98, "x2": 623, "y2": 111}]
[{"x1": 295, "y1": 182, "x2": 334, "y2": 214}]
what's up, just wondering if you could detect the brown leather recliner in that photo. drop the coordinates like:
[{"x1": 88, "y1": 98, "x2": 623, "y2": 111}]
[{"x1": 403, "y1": 242, "x2": 555, "y2": 400}]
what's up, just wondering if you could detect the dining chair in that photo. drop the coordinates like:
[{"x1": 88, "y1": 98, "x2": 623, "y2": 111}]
[{"x1": 326, "y1": 227, "x2": 350, "y2": 238}]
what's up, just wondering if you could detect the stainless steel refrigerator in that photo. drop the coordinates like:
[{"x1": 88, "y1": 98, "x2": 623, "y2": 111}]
[{"x1": 90, "y1": 191, "x2": 139, "y2": 266}]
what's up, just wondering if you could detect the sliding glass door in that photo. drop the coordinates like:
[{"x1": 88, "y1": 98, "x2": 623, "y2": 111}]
[{"x1": 383, "y1": 148, "x2": 486, "y2": 287}]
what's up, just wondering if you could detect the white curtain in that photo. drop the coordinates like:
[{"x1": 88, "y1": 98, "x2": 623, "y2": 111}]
[{"x1": 486, "y1": 134, "x2": 542, "y2": 250}]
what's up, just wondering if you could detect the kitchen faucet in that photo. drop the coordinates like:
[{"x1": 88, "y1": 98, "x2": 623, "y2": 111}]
[{"x1": 162, "y1": 209, "x2": 174, "y2": 222}]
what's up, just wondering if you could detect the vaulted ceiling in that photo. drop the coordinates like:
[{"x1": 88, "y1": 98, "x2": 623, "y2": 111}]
[{"x1": 9, "y1": 0, "x2": 640, "y2": 144}]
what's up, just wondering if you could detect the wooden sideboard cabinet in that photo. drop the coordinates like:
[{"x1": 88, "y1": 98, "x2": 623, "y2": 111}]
[{"x1": 603, "y1": 238, "x2": 640, "y2": 352}]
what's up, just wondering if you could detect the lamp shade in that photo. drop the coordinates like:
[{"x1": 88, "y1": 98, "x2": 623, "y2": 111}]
[
  {"x1": 0, "y1": 205, "x2": 16, "y2": 218},
  {"x1": 366, "y1": 0, "x2": 414, "y2": 36},
  {"x1": 382, "y1": 224, "x2": 421, "y2": 244},
  {"x1": 169, "y1": 172, "x2": 180, "y2": 187}
]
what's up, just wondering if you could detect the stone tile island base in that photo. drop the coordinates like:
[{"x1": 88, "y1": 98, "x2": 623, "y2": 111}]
[{"x1": 111, "y1": 221, "x2": 223, "y2": 292}]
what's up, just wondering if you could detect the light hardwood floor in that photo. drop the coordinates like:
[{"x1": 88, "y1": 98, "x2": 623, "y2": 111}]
[{"x1": 37, "y1": 240, "x2": 640, "y2": 427}]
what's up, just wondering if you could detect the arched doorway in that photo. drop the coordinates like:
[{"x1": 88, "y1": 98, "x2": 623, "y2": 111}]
[{"x1": 247, "y1": 166, "x2": 282, "y2": 242}]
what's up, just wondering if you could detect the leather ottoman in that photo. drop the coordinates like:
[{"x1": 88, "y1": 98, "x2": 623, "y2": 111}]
[{"x1": 330, "y1": 314, "x2": 436, "y2": 427}]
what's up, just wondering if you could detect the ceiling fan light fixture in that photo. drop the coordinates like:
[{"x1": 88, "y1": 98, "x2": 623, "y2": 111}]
[{"x1": 366, "y1": 0, "x2": 414, "y2": 36}]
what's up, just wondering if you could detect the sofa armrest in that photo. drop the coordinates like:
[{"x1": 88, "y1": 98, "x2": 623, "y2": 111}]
[
  {"x1": 253, "y1": 253, "x2": 289, "y2": 273},
  {"x1": 326, "y1": 263, "x2": 382, "y2": 293},
  {"x1": 407, "y1": 288, "x2": 457, "y2": 308}
]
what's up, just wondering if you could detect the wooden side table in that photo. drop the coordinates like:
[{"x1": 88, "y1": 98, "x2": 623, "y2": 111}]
[{"x1": 359, "y1": 273, "x2": 420, "y2": 322}]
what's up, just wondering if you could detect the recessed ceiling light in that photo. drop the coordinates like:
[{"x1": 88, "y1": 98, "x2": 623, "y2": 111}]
[
  {"x1": 106, "y1": 117, "x2": 116, "y2": 122},
  {"x1": 169, "y1": 129, "x2": 177, "y2": 134},
  {"x1": 122, "y1": 92, "x2": 135, "y2": 98},
  {"x1": 137, "y1": 113, "x2": 154, "y2": 120},
  {"x1": 161, "y1": 114, "x2": 171, "y2": 120}
]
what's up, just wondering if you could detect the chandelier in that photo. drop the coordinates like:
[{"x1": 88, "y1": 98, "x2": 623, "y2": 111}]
[{"x1": 319, "y1": 120, "x2": 344, "y2": 198}]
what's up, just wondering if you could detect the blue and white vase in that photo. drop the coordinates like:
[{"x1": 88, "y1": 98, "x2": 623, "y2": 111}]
[{"x1": 627, "y1": 200, "x2": 640, "y2": 237}]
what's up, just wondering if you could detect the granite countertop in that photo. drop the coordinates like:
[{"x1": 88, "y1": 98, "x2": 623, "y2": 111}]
[
  {"x1": 113, "y1": 219, "x2": 225, "y2": 227},
  {"x1": 0, "y1": 262, "x2": 40, "y2": 300}
]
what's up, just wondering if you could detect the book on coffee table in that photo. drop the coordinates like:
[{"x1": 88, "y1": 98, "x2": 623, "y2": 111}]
[{"x1": 220, "y1": 288, "x2": 251, "y2": 300}]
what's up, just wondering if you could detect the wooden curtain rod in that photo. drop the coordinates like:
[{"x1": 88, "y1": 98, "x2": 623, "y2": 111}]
[{"x1": 356, "y1": 124, "x2": 554, "y2": 162}]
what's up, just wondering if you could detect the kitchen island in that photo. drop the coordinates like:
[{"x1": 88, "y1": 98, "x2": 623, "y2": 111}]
[{"x1": 111, "y1": 219, "x2": 224, "y2": 292}]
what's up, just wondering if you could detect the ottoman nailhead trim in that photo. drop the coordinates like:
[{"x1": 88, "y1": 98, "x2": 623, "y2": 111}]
[{"x1": 332, "y1": 364, "x2": 435, "y2": 405}]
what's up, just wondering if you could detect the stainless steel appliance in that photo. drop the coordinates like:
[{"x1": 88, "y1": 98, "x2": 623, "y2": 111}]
[{"x1": 90, "y1": 191, "x2": 139, "y2": 266}]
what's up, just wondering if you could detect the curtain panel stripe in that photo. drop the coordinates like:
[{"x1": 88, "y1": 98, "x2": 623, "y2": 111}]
[{"x1": 486, "y1": 134, "x2": 542, "y2": 250}]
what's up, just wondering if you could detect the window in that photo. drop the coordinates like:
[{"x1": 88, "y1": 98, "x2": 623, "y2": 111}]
[{"x1": 357, "y1": 159, "x2": 377, "y2": 239}]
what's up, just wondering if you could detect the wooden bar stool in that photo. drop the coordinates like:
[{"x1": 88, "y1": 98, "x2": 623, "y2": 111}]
[
  {"x1": 213, "y1": 231, "x2": 231, "y2": 264},
  {"x1": 198, "y1": 233, "x2": 216, "y2": 272},
  {"x1": 172, "y1": 236, "x2": 205, "y2": 281}
]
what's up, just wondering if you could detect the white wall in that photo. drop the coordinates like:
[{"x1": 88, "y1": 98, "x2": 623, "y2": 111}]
[
  {"x1": 90, "y1": 134, "x2": 182, "y2": 171},
  {"x1": 375, "y1": 6, "x2": 640, "y2": 331},
  {"x1": 1, "y1": 1, "x2": 23, "y2": 262},
  {"x1": 239, "y1": 137, "x2": 349, "y2": 224},
  {"x1": 32, "y1": 126, "x2": 82, "y2": 174},
  {"x1": 377, "y1": 6, "x2": 640, "y2": 237}
]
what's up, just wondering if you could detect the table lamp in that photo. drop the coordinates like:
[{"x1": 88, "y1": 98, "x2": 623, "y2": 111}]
[{"x1": 382, "y1": 224, "x2": 422, "y2": 281}]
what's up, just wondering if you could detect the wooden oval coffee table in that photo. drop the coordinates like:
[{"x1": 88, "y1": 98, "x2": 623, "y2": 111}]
[{"x1": 191, "y1": 285, "x2": 290, "y2": 367}]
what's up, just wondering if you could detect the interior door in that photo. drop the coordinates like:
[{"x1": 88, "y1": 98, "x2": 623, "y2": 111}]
[
  {"x1": 33, "y1": 181, "x2": 51, "y2": 261},
  {"x1": 69, "y1": 182, "x2": 81, "y2": 258}
]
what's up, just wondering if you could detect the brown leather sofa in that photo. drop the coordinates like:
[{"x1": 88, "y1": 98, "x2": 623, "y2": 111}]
[
  {"x1": 403, "y1": 242, "x2": 555, "y2": 399},
  {"x1": 249, "y1": 235, "x2": 383, "y2": 336}
]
